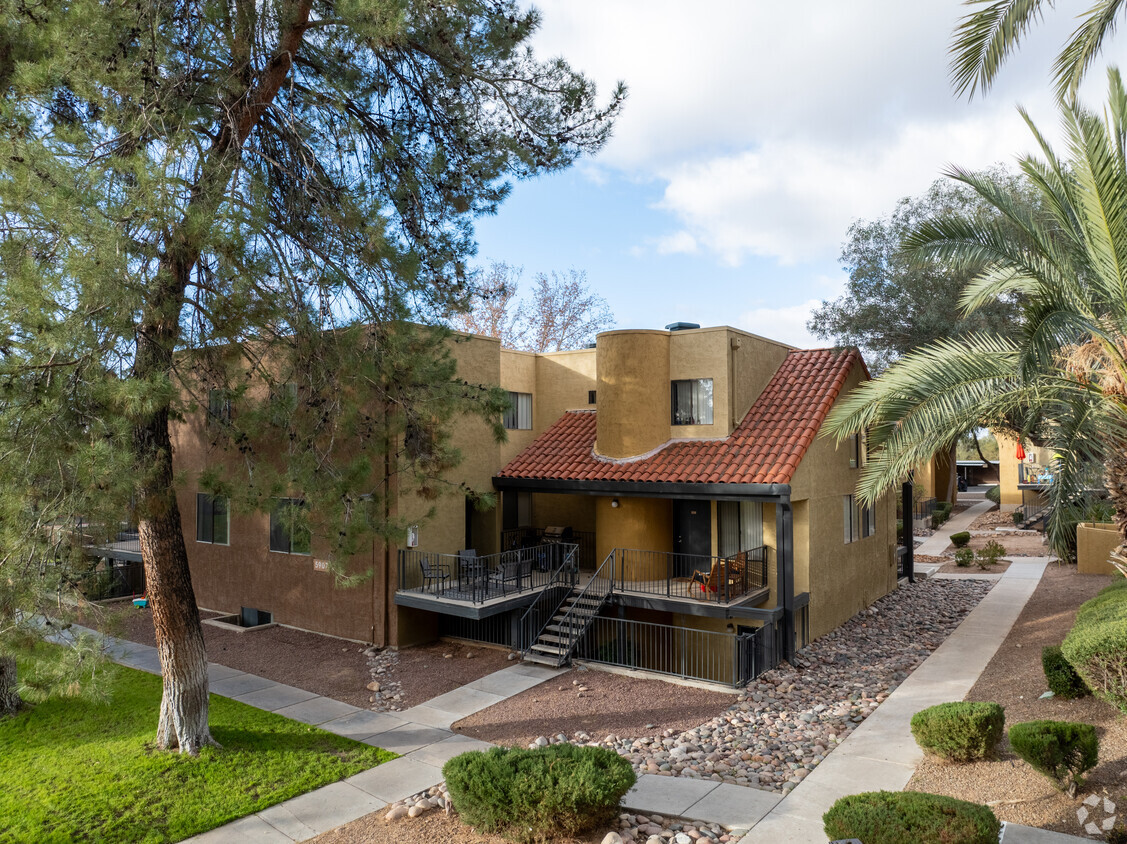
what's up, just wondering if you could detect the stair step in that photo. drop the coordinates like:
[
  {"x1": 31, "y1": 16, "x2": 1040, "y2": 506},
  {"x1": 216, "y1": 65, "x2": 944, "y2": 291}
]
[
  {"x1": 531, "y1": 643, "x2": 567, "y2": 656},
  {"x1": 522, "y1": 653, "x2": 558, "y2": 667},
  {"x1": 536, "y1": 633, "x2": 569, "y2": 645}
]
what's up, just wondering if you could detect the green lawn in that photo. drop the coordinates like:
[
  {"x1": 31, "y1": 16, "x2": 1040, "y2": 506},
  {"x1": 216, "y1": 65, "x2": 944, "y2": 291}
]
[{"x1": 0, "y1": 662, "x2": 394, "y2": 843}]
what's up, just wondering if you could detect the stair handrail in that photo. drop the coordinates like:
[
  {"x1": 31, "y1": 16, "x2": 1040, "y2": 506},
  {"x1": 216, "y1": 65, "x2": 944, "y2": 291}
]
[
  {"x1": 517, "y1": 543, "x2": 579, "y2": 655},
  {"x1": 549, "y1": 548, "x2": 616, "y2": 665}
]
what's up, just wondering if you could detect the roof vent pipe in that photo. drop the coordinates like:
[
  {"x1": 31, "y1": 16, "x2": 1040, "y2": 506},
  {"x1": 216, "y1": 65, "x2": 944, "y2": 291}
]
[{"x1": 665, "y1": 322, "x2": 700, "y2": 331}]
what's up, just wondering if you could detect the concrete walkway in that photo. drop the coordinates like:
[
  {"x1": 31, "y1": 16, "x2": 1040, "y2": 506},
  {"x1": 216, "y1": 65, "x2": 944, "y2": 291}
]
[
  {"x1": 736, "y1": 558, "x2": 1086, "y2": 844},
  {"x1": 914, "y1": 498, "x2": 997, "y2": 556}
]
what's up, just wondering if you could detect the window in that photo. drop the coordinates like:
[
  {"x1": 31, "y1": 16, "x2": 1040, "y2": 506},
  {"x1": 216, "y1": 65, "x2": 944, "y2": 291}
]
[
  {"x1": 862, "y1": 503, "x2": 877, "y2": 538},
  {"x1": 844, "y1": 495, "x2": 876, "y2": 543},
  {"x1": 270, "y1": 498, "x2": 311, "y2": 555},
  {"x1": 848, "y1": 433, "x2": 861, "y2": 469},
  {"x1": 671, "y1": 379, "x2": 713, "y2": 425},
  {"x1": 208, "y1": 388, "x2": 230, "y2": 424},
  {"x1": 588, "y1": 390, "x2": 596, "y2": 405},
  {"x1": 718, "y1": 501, "x2": 764, "y2": 557},
  {"x1": 196, "y1": 493, "x2": 229, "y2": 545},
  {"x1": 503, "y1": 391, "x2": 532, "y2": 430}
]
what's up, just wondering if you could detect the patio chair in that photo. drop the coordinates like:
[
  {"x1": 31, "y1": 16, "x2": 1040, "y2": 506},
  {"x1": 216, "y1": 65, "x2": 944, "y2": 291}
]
[
  {"x1": 488, "y1": 550, "x2": 531, "y2": 595},
  {"x1": 457, "y1": 549, "x2": 483, "y2": 588},
  {"x1": 419, "y1": 555, "x2": 450, "y2": 594}
]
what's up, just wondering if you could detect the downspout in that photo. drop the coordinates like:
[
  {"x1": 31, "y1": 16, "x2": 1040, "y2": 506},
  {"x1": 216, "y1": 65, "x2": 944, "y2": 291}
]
[
  {"x1": 902, "y1": 477, "x2": 915, "y2": 583},
  {"x1": 776, "y1": 494, "x2": 796, "y2": 663}
]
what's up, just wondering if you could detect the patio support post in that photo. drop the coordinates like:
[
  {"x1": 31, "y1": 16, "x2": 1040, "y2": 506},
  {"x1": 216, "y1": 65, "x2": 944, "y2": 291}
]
[
  {"x1": 902, "y1": 478, "x2": 914, "y2": 583},
  {"x1": 777, "y1": 496, "x2": 796, "y2": 663}
]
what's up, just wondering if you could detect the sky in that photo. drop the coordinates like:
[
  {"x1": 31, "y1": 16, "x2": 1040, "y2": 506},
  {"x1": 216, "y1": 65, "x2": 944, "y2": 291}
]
[{"x1": 471, "y1": 0, "x2": 1120, "y2": 349}]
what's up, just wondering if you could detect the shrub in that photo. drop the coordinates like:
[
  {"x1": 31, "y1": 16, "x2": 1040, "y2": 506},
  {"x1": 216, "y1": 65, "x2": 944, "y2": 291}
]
[
  {"x1": 931, "y1": 512, "x2": 943, "y2": 530},
  {"x1": 1042, "y1": 646, "x2": 1090, "y2": 699},
  {"x1": 1061, "y1": 580, "x2": 1127, "y2": 711},
  {"x1": 443, "y1": 744, "x2": 635, "y2": 842},
  {"x1": 1008, "y1": 720, "x2": 1098, "y2": 797},
  {"x1": 951, "y1": 531, "x2": 971, "y2": 548},
  {"x1": 976, "y1": 540, "x2": 1006, "y2": 569},
  {"x1": 823, "y1": 791, "x2": 1000, "y2": 844},
  {"x1": 986, "y1": 484, "x2": 1001, "y2": 504},
  {"x1": 955, "y1": 548, "x2": 975, "y2": 567},
  {"x1": 910, "y1": 702, "x2": 1004, "y2": 762},
  {"x1": 1013, "y1": 509, "x2": 1025, "y2": 525}
]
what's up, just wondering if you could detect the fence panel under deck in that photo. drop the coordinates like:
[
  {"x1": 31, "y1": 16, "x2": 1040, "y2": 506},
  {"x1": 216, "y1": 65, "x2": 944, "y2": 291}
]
[
  {"x1": 73, "y1": 559, "x2": 146, "y2": 601},
  {"x1": 438, "y1": 613, "x2": 516, "y2": 648},
  {"x1": 573, "y1": 615, "x2": 782, "y2": 688}
]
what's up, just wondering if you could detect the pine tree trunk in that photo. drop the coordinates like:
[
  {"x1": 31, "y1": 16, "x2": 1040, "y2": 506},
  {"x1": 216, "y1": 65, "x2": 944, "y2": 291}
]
[{"x1": 0, "y1": 655, "x2": 20, "y2": 717}]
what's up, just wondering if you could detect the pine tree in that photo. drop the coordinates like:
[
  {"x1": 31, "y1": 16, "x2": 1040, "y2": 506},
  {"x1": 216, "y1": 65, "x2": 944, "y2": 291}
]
[{"x1": 0, "y1": 0, "x2": 622, "y2": 748}]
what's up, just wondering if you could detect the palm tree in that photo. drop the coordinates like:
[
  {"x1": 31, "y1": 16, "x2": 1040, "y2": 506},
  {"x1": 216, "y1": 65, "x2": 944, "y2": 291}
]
[
  {"x1": 824, "y1": 67, "x2": 1127, "y2": 559},
  {"x1": 950, "y1": 0, "x2": 1126, "y2": 99}
]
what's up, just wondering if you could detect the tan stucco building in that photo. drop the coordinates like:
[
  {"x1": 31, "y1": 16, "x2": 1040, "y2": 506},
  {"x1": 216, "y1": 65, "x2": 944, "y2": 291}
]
[{"x1": 172, "y1": 324, "x2": 898, "y2": 685}]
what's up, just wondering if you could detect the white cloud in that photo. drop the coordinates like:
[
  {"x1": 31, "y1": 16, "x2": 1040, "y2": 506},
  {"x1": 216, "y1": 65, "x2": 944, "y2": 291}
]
[
  {"x1": 526, "y1": 0, "x2": 1098, "y2": 267},
  {"x1": 736, "y1": 299, "x2": 831, "y2": 349}
]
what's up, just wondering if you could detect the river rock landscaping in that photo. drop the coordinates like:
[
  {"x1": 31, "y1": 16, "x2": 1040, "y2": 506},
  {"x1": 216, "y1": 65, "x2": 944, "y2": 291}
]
[{"x1": 478, "y1": 578, "x2": 993, "y2": 795}]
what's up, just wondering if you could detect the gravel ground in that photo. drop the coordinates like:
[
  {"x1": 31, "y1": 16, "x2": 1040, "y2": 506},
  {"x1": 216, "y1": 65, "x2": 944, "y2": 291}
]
[
  {"x1": 908, "y1": 564, "x2": 1126, "y2": 838},
  {"x1": 80, "y1": 603, "x2": 509, "y2": 709},
  {"x1": 972, "y1": 509, "x2": 1025, "y2": 530},
  {"x1": 457, "y1": 579, "x2": 992, "y2": 795},
  {"x1": 455, "y1": 669, "x2": 737, "y2": 747}
]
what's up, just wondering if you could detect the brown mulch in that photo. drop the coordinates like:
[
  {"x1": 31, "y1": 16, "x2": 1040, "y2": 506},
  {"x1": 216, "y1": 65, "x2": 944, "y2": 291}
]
[
  {"x1": 907, "y1": 564, "x2": 1125, "y2": 836},
  {"x1": 79, "y1": 602, "x2": 510, "y2": 709},
  {"x1": 309, "y1": 805, "x2": 608, "y2": 844},
  {"x1": 452, "y1": 667, "x2": 737, "y2": 748}
]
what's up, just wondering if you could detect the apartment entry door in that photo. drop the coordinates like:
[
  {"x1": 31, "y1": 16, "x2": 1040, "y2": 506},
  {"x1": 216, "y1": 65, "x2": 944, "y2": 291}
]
[{"x1": 672, "y1": 500, "x2": 711, "y2": 577}]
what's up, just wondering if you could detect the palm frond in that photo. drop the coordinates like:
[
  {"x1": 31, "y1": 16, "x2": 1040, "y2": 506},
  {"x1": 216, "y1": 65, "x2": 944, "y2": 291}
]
[
  {"x1": 950, "y1": 0, "x2": 1048, "y2": 98},
  {"x1": 1052, "y1": 0, "x2": 1127, "y2": 100}
]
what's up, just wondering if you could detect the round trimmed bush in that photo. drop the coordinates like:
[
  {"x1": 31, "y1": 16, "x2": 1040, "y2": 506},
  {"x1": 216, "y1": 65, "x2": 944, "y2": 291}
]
[
  {"x1": 955, "y1": 548, "x2": 975, "y2": 568},
  {"x1": 951, "y1": 531, "x2": 971, "y2": 548},
  {"x1": 1042, "y1": 645, "x2": 1090, "y2": 699},
  {"x1": 986, "y1": 484, "x2": 1001, "y2": 504},
  {"x1": 910, "y1": 701, "x2": 1004, "y2": 762},
  {"x1": 823, "y1": 791, "x2": 1000, "y2": 844},
  {"x1": 1061, "y1": 580, "x2": 1127, "y2": 712},
  {"x1": 443, "y1": 744, "x2": 635, "y2": 842},
  {"x1": 1009, "y1": 720, "x2": 1098, "y2": 797}
]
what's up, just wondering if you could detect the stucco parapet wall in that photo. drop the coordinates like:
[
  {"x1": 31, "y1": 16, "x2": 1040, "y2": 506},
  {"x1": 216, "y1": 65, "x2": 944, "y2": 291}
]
[{"x1": 594, "y1": 325, "x2": 798, "y2": 351}]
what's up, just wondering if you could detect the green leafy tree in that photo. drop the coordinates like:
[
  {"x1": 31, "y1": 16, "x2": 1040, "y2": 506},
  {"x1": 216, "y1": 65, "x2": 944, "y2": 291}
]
[
  {"x1": 0, "y1": 0, "x2": 623, "y2": 745},
  {"x1": 809, "y1": 172, "x2": 1025, "y2": 374},
  {"x1": 950, "y1": 0, "x2": 1126, "y2": 99},
  {"x1": 823, "y1": 68, "x2": 1127, "y2": 561}
]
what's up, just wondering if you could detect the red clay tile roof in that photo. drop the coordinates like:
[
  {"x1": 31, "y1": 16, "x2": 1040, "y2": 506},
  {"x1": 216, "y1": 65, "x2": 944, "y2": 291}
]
[{"x1": 497, "y1": 348, "x2": 863, "y2": 486}]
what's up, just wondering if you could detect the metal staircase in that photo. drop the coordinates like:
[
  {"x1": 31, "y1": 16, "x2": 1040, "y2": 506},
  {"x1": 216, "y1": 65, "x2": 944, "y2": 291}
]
[{"x1": 521, "y1": 551, "x2": 613, "y2": 668}]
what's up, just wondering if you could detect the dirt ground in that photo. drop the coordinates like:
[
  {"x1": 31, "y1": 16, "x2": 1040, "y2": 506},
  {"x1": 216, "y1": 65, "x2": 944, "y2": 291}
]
[
  {"x1": 309, "y1": 805, "x2": 609, "y2": 844},
  {"x1": 453, "y1": 667, "x2": 737, "y2": 748},
  {"x1": 908, "y1": 564, "x2": 1126, "y2": 837},
  {"x1": 80, "y1": 602, "x2": 510, "y2": 709}
]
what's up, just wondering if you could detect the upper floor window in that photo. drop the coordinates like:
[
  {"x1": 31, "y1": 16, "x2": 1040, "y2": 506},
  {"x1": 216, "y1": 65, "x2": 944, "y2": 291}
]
[
  {"x1": 196, "y1": 493, "x2": 229, "y2": 545},
  {"x1": 504, "y1": 391, "x2": 532, "y2": 430},
  {"x1": 588, "y1": 390, "x2": 597, "y2": 405},
  {"x1": 848, "y1": 433, "x2": 862, "y2": 469},
  {"x1": 208, "y1": 388, "x2": 231, "y2": 424},
  {"x1": 671, "y1": 379, "x2": 713, "y2": 426},
  {"x1": 270, "y1": 498, "x2": 311, "y2": 555}
]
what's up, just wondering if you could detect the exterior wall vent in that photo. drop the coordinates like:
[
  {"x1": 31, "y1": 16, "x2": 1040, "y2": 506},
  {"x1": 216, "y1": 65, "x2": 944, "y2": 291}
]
[{"x1": 665, "y1": 322, "x2": 700, "y2": 332}]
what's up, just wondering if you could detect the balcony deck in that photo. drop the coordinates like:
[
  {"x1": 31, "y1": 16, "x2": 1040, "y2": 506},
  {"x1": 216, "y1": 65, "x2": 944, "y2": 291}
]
[{"x1": 395, "y1": 545, "x2": 772, "y2": 619}]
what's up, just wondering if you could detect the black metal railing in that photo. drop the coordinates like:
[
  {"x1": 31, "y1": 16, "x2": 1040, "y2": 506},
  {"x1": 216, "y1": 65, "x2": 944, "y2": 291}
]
[
  {"x1": 539, "y1": 550, "x2": 614, "y2": 666},
  {"x1": 613, "y1": 546, "x2": 770, "y2": 604},
  {"x1": 913, "y1": 497, "x2": 937, "y2": 522},
  {"x1": 517, "y1": 547, "x2": 581, "y2": 654},
  {"x1": 398, "y1": 543, "x2": 578, "y2": 605},
  {"x1": 71, "y1": 560, "x2": 145, "y2": 601},
  {"x1": 502, "y1": 527, "x2": 596, "y2": 570},
  {"x1": 1022, "y1": 500, "x2": 1050, "y2": 524},
  {"x1": 572, "y1": 615, "x2": 781, "y2": 687}
]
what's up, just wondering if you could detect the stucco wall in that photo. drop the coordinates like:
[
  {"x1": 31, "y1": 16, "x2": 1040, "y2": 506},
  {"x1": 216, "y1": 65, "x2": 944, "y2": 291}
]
[
  {"x1": 594, "y1": 496, "x2": 673, "y2": 577},
  {"x1": 534, "y1": 349, "x2": 597, "y2": 430},
  {"x1": 595, "y1": 331, "x2": 671, "y2": 458},
  {"x1": 790, "y1": 365, "x2": 898, "y2": 641}
]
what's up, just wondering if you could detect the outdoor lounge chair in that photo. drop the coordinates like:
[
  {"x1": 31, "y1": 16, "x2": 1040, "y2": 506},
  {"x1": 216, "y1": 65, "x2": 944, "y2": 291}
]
[
  {"x1": 419, "y1": 556, "x2": 450, "y2": 594},
  {"x1": 488, "y1": 550, "x2": 531, "y2": 594},
  {"x1": 690, "y1": 555, "x2": 746, "y2": 598}
]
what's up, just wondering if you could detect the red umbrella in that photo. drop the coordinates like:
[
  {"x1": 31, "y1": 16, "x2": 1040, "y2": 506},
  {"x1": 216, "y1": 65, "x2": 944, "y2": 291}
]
[{"x1": 1015, "y1": 440, "x2": 1026, "y2": 460}]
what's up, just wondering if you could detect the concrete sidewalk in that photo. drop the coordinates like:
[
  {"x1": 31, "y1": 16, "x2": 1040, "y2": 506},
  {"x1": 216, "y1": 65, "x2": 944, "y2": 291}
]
[
  {"x1": 914, "y1": 498, "x2": 996, "y2": 556},
  {"x1": 736, "y1": 559, "x2": 1087, "y2": 844}
]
